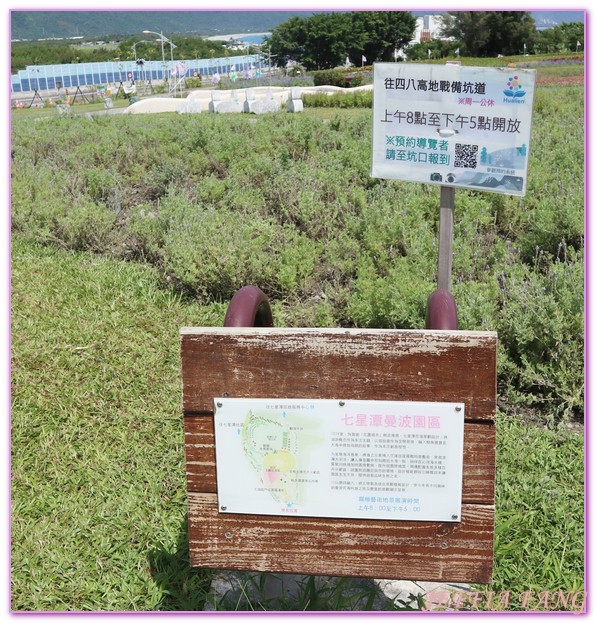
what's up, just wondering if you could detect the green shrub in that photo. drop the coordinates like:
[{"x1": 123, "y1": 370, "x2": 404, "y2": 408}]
[
  {"x1": 345, "y1": 74, "x2": 363, "y2": 87},
  {"x1": 56, "y1": 198, "x2": 118, "y2": 251},
  {"x1": 302, "y1": 91, "x2": 373, "y2": 108},
  {"x1": 311, "y1": 67, "x2": 372, "y2": 88},
  {"x1": 10, "y1": 81, "x2": 584, "y2": 423},
  {"x1": 312, "y1": 69, "x2": 346, "y2": 87},
  {"x1": 184, "y1": 76, "x2": 202, "y2": 89},
  {"x1": 83, "y1": 167, "x2": 119, "y2": 203},
  {"x1": 155, "y1": 194, "x2": 321, "y2": 301},
  {"x1": 521, "y1": 86, "x2": 584, "y2": 260},
  {"x1": 496, "y1": 248, "x2": 583, "y2": 423},
  {"x1": 127, "y1": 203, "x2": 167, "y2": 264},
  {"x1": 347, "y1": 255, "x2": 434, "y2": 329},
  {"x1": 452, "y1": 280, "x2": 500, "y2": 332}
]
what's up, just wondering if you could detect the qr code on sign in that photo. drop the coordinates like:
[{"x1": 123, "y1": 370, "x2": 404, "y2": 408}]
[{"x1": 454, "y1": 143, "x2": 479, "y2": 169}]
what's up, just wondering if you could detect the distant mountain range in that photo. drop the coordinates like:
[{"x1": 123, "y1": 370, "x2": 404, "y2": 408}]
[
  {"x1": 10, "y1": 11, "x2": 318, "y2": 40},
  {"x1": 10, "y1": 10, "x2": 585, "y2": 41}
]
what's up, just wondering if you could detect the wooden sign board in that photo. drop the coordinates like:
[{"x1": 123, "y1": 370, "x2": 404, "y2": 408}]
[{"x1": 181, "y1": 327, "x2": 496, "y2": 583}]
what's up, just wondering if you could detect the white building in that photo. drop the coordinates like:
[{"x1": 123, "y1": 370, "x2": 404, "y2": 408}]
[
  {"x1": 412, "y1": 15, "x2": 444, "y2": 44},
  {"x1": 392, "y1": 14, "x2": 449, "y2": 58}
]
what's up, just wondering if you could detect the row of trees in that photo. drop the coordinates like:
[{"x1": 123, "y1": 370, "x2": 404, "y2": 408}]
[
  {"x1": 11, "y1": 36, "x2": 232, "y2": 73},
  {"x1": 266, "y1": 12, "x2": 416, "y2": 70},
  {"x1": 532, "y1": 21, "x2": 584, "y2": 54},
  {"x1": 406, "y1": 19, "x2": 584, "y2": 61},
  {"x1": 440, "y1": 12, "x2": 583, "y2": 57},
  {"x1": 12, "y1": 40, "x2": 117, "y2": 73},
  {"x1": 265, "y1": 11, "x2": 584, "y2": 69},
  {"x1": 114, "y1": 36, "x2": 233, "y2": 64},
  {"x1": 440, "y1": 11, "x2": 535, "y2": 57},
  {"x1": 12, "y1": 12, "x2": 584, "y2": 73}
]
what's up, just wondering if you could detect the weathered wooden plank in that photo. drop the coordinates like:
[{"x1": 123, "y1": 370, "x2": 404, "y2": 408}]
[
  {"x1": 182, "y1": 327, "x2": 496, "y2": 582},
  {"x1": 180, "y1": 328, "x2": 497, "y2": 420},
  {"x1": 187, "y1": 492, "x2": 494, "y2": 583},
  {"x1": 184, "y1": 415, "x2": 496, "y2": 504}
]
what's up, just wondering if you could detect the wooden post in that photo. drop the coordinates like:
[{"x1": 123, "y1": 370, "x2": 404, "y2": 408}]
[{"x1": 438, "y1": 186, "x2": 455, "y2": 292}]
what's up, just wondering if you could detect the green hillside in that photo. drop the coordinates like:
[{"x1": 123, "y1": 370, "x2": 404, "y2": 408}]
[{"x1": 10, "y1": 10, "x2": 317, "y2": 40}]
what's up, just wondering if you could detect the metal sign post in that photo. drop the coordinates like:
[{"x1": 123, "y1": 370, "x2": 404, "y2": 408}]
[
  {"x1": 371, "y1": 61, "x2": 536, "y2": 316},
  {"x1": 437, "y1": 61, "x2": 461, "y2": 294},
  {"x1": 438, "y1": 185, "x2": 455, "y2": 292}
]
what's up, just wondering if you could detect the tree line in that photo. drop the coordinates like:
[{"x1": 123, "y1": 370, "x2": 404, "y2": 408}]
[
  {"x1": 439, "y1": 12, "x2": 583, "y2": 57},
  {"x1": 11, "y1": 36, "x2": 234, "y2": 73},
  {"x1": 12, "y1": 12, "x2": 584, "y2": 74},
  {"x1": 265, "y1": 11, "x2": 584, "y2": 69},
  {"x1": 266, "y1": 12, "x2": 416, "y2": 70}
]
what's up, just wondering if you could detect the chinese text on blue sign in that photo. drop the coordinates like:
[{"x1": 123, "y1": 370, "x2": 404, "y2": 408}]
[{"x1": 372, "y1": 64, "x2": 536, "y2": 196}]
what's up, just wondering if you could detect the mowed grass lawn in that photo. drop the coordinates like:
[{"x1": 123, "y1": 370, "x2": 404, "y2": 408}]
[
  {"x1": 10, "y1": 237, "x2": 224, "y2": 610},
  {"x1": 11, "y1": 236, "x2": 583, "y2": 611}
]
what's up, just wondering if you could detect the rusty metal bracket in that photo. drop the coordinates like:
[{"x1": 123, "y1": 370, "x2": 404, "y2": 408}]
[
  {"x1": 224, "y1": 285, "x2": 274, "y2": 328},
  {"x1": 225, "y1": 285, "x2": 455, "y2": 331},
  {"x1": 426, "y1": 289, "x2": 458, "y2": 330}
]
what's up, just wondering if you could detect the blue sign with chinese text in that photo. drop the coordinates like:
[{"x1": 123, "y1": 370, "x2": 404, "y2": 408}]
[{"x1": 372, "y1": 63, "x2": 536, "y2": 196}]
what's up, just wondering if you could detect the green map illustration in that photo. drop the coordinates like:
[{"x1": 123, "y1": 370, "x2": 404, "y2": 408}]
[{"x1": 241, "y1": 409, "x2": 323, "y2": 506}]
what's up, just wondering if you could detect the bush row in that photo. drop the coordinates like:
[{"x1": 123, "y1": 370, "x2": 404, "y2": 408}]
[
  {"x1": 311, "y1": 67, "x2": 372, "y2": 88},
  {"x1": 11, "y1": 85, "x2": 584, "y2": 423},
  {"x1": 302, "y1": 91, "x2": 373, "y2": 108}
]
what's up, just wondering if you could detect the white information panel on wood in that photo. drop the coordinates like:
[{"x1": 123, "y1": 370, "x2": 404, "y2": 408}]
[
  {"x1": 214, "y1": 398, "x2": 464, "y2": 522},
  {"x1": 371, "y1": 63, "x2": 536, "y2": 196}
]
